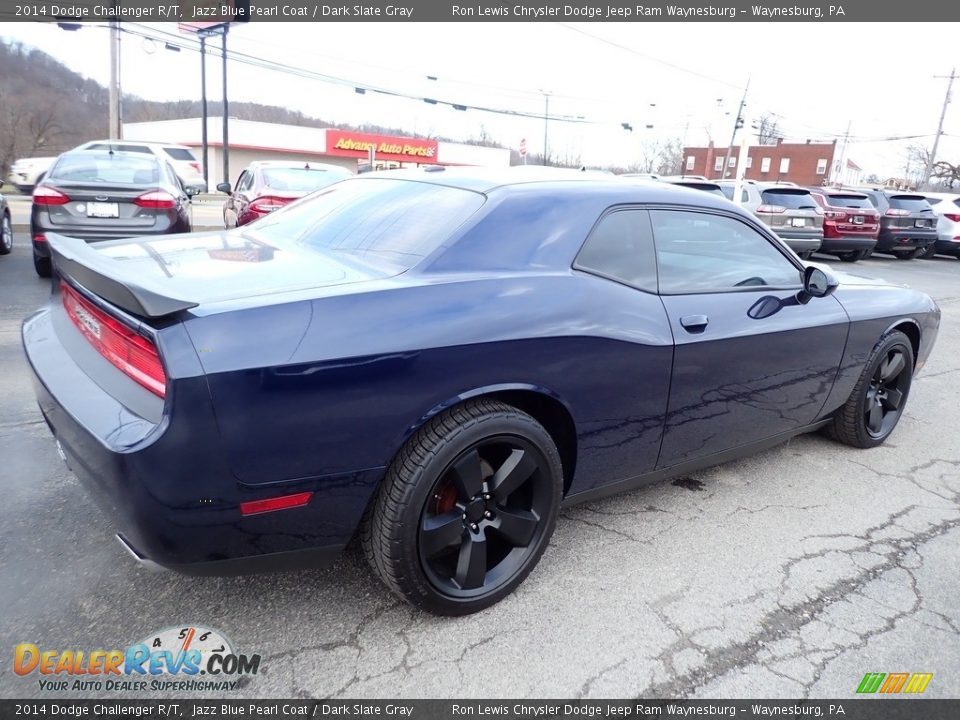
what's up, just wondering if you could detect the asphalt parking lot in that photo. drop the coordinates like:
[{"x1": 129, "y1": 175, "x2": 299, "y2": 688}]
[{"x1": 1, "y1": 233, "x2": 957, "y2": 700}]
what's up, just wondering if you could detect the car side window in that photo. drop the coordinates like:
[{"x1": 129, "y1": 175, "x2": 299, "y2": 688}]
[
  {"x1": 573, "y1": 209, "x2": 657, "y2": 292},
  {"x1": 236, "y1": 171, "x2": 252, "y2": 192},
  {"x1": 650, "y1": 210, "x2": 801, "y2": 294}
]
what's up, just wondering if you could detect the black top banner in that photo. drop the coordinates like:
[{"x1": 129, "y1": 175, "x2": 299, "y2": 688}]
[{"x1": 1, "y1": 0, "x2": 959, "y2": 23}]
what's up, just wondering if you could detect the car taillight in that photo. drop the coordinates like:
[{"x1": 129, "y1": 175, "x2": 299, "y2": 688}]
[
  {"x1": 824, "y1": 210, "x2": 847, "y2": 220},
  {"x1": 33, "y1": 234, "x2": 47, "y2": 243},
  {"x1": 944, "y1": 213, "x2": 960, "y2": 222},
  {"x1": 240, "y1": 492, "x2": 314, "y2": 516},
  {"x1": 249, "y1": 196, "x2": 289, "y2": 213},
  {"x1": 60, "y1": 282, "x2": 167, "y2": 398},
  {"x1": 757, "y1": 204, "x2": 786, "y2": 214},
  {"x1": 33, "y1": 186, "x2": 70, "y2": 205},
  {"x1": 885, "y1": 208, "x2": 910, "y2": 217},
  {"x1": 134, "y1": 190, "x2": 177, "y2": 210}
]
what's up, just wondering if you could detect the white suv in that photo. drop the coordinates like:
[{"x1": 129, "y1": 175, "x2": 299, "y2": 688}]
[
  {"x1": 921, "y1": 192, "x2": 960, "y2": 259},
  {"x1": 7, "y1": 156, "x2": 56, "y2": 192},
  {"x1": 72, "y1": 140, "x2": 206, "y2": 193}
]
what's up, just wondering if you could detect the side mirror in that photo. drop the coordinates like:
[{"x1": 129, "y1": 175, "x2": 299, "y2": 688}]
[
  {"x1": 184, "y1": 186, "x2": 200, "y2": 198},
  {"x1": 798, "y1": 265, "x2": 839, "y2": 304},
  {"x1": 216, "y1": 182, "x2": 232, "y2": 194}
]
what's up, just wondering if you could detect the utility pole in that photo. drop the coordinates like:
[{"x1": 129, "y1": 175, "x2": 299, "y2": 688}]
[
  {"x1": 721, "y1": 77, "x2": 750, "y2": 179},
  {"x1": 200, "y1": 34, "x2": 209, "y2": 189},
  {"x1": 922, "y1": 68, "x2": 955, "y2": 190},
  {"x1": 541, "y1": 91, "x2": 551, "y2": 166},
  {"x1": 221, "y1": 25, "x2": 230, "y2": 187},
  {"x1": 833, "y1": 120, "x2": 851, "y2": 187},
  {"x1": 108, "y1": 15, "x2": 121, "y2": 139}
]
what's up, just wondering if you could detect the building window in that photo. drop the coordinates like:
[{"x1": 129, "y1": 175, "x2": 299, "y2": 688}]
[
  {"x1": 779, "y1": 158, "x2": 790, "y2": 174},
  {"x1": 714, "y1": 156, "x2": 724, "y2": 172},
  {"x1": 746, "y1": 157, "x2": 753, "y2": 169},
  {"x1": 686, "y1": 155, "x2": 695, "y2": 171},
  {"x1": 728, "y1": 156, "x2": 736, "y2": 168},
  {"x1": 760, "y1": 157, "x2": 771, "y2": 173},
  {"x1": 816, "y1": 158, "x2": 828, "y2": 175}
]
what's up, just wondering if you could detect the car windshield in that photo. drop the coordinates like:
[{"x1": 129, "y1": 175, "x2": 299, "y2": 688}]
[
  {"x1": 826, "y1": 194, "x2": 873, "y2": 209},
  {"x1": 718, "y1": 185, "x2": 736, "y2": 200},
  {"x1": 261, "y1": 167, "x2": 351, "y2": 192},
  {"x1": 761, "y1": 189, "x2": 819, "y2": 210},
  {"x1": 889, "y1": 195, "x2": 933, "y2": 212},
  {"x1": 49, "y1": 153, "x2": 160, "y2": 184},
  {"x1": 248, "y1": 178, "x2": 486, "y2": 270}
]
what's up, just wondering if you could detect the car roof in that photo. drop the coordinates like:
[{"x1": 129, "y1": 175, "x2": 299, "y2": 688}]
[
  {"x1": 248, "y1": 161, "x2": 351, "y2": 171},
  {"x1": 814, "y1": 188, "x2": 869, "y2": 197},
  {"x1": 82, "y1": 139, "x2": 191, "y2": 150},
  {"x1": 356, "y1": 166, "x2": 739, "y2": 207},
  {"x1": 756, "y1": 183, "x2": 812, "y2": 192}
]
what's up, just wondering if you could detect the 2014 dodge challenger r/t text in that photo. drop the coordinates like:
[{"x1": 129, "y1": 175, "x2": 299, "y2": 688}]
[{"x1": 22, "y1": 168, "x2": 940, "y2": 615}]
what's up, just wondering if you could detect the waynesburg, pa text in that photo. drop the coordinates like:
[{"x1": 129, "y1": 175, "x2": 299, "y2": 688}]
[{"x1": 450, "y1": 4, "x2": 844, "y2": 18}]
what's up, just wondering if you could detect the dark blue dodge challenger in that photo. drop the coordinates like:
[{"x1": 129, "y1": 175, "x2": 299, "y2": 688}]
[{"x1": 23, "y1": 168, "x2": 940, "y2": 615}]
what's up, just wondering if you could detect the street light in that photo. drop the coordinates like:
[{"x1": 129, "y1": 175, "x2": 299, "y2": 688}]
[{"x1": 539, "y1": 89, "x2": 552, "y2": 166}]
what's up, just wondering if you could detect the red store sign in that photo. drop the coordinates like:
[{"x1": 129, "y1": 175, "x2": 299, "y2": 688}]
[{"x1": 326, "y1": 131, "x2": 439, "y2": 164}]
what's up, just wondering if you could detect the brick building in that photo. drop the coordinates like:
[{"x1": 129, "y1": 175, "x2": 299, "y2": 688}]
[{"x1": 682, "y1": 139, "x2": 838, "y2": 186}]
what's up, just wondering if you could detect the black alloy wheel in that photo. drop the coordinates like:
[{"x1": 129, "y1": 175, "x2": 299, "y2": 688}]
[
  {"x1": 0, "y1": 213, "x2": 12, "y2": 255},
  {"x1": 863, "y1": 347, "x2": 910, "y2": 439},
  {"x1": 418, "y1": 437, "x2": 553, "y2": 598},
  {"x1": 826, "y1": 330, "x2": 914, "y2": 449},
  {"x1": 362, "y1": 399, "x2": 562, "y2": 615}
]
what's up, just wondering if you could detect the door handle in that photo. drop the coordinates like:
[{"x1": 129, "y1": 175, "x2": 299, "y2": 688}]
[{"x1": 680, "y1": 315, "x2": 709, "y2": 333}]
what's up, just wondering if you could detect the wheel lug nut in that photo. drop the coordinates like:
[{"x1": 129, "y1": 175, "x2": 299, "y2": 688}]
[
  {"x1": 484, "y1": 510, "x2": 494, "y2": 519},
  {"x1": 462, "y1": 513, "x2": 467, "y2": 520},
  {"x1": 470, "y1": 523, "x2": 479, "y2": 532},
  {"x1": 483, "y1": 493, "x2": 492, "y2": 500}
]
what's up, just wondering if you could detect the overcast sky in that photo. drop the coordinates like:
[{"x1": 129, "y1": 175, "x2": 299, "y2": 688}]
[{"x1": 2, "y1": 21, "x2": 958, "y2": 177}]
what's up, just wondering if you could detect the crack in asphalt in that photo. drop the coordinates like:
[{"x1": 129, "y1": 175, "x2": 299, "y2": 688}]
[{"x1": 639, "y1": 492, "x2": 960, "y2": 698}]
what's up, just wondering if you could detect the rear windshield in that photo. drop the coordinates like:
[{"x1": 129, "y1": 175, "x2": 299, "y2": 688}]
[
  {"x1": 163, "y1": 147, "x2": 196, "y2": 161},
  {"x1": 261, "y1": 167, "x2": 351, "y2": 192},
  {"x1": 87, "y1": 143, "x2": 151, "y2": 154},
  {"x1": 719, "y1": 185, "x2": 735, "y2": 200},
  {"x1": 761, "y1": 189, "x2": 819, "y2": 210},
  {"x1": 49, "y1": 153, "x2": 160, "y2": 184},
  {"x1": 248, "y1": 178, "x2": 486, "y2": 270},
  {"x1": 889, "y1": 195, "x2": 932, "y2": 212},
  {"x1": 826, "y1": 194, "x2": 873, "y2": 209}
]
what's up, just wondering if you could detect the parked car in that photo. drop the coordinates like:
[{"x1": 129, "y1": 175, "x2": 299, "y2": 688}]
[
  {"x1": 31, "y1": 150, "x2": 193, "y2": 277},
  {"x1": 218, "y1": 161, "x2": 352, "y2": 228},
  {"x1": 662, "y1": 178, "x2": 726, "y2": 197},
  {"x1": 808, "y1": 189, "x2": 879, "y2": 262},
  {"x1": 7, "y1": 156, "x2": 55, "y2": 193},
  {"x1": 717, "y1": 181, "x2": 823, "y2": 258},
  {"x1": 23, "y1": 169, "x2": 939, "y2": 615},
  {"x1": 858, "y1": 189, "x2": 937, "y2": 259},
  {"x1": 920, "y1": 192, "x2": 960, "y2": 259},
  {"x1": 73, "y1": 140, "x2": 207, "y2": 194},
  {"x1": 0, "y1": 193, "x2": 11, "y2": 256}
]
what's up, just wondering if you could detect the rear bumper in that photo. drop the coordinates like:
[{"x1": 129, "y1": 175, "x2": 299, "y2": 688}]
[
  {"x1": 22, "y1": 306, "x2": 376, "y2": 575},
  {"x1": 933, "y1": 239, "x2": 960, "y2": 256},
  {"x1": 818, "y1": 236, "x2": 877, "y2": 253},
  {"x1": 875, "y1": 229, "x2": 937, "y2": 251},
  {"x1": 773, "y1": 233, "x2": 822, "y2": 253}
]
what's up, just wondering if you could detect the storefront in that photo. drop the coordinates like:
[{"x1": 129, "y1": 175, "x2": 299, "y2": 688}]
[{"x1": 122, "y1": 118, "x2": 511, "y2": 186}]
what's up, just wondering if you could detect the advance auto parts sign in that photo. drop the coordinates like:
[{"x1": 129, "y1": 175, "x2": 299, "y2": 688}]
[{"x1": 326, "y1": 130, "x2": 439, "y2": 164}]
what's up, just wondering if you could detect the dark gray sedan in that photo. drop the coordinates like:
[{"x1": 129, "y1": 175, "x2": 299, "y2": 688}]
[{"x1": 30, "y1": 151, "x2": 193, "y2": 277}]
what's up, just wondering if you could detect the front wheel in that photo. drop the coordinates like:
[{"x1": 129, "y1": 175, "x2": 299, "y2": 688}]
[
  {"x1": 362, "y1": 399, "x2": 563, "y2": 615},
  {"x1": 0, "y1": 213, "x2": 12, "y2": 255},
  {"x1": 838, "y1": 250, "x2": 866, "y2": 263},
  {"x1": 918, "y1": 243, "x2": 938, "y2": 259},
  {"x1": 826, "y1": 330, "x2": 914, "y2": 449}
]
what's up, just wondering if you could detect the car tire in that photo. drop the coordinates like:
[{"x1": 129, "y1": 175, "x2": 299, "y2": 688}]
[
  {"x1": 892, "y1": 249, "x2": 921, "y2": 260},
  {"x1": 33, "y1": 251, "x2": 51, "y2": 278},
  {"x1": 361, "y1": 398, "x2": 563, "y2": 616},
  {"x1": 0, "y1": 212, "x2": 12, "y2": 255},
  {"x1": 918, "y1": 244, "x2": 938, "y2": 259},
  {"x1": 825, "y1": 330, "x2": 914, "y2": 449},
  {"x1": 838, "y1": 250, "x2": 864, "y2": 263}
]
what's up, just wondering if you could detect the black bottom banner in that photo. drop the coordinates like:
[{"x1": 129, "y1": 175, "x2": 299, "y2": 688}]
[{"x1": 1, "y1": 700, "x2": 957, "y2": 720}]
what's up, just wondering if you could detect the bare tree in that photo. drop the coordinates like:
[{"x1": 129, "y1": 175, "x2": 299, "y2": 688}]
[
  {"x1": 755, "y1": 114, "x2": 782, "y2": 146},
  {"x1": 932, "y1": 160, "x2": 960, "y2": 188},
  {"x1": 635, "y1": 137, "x2": 683, "y2": 175}
]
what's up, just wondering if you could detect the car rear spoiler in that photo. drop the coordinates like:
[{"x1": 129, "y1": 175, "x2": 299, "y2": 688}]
[{"x1": 47, "y1": 233, "x2": 199, "y2": 319}]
